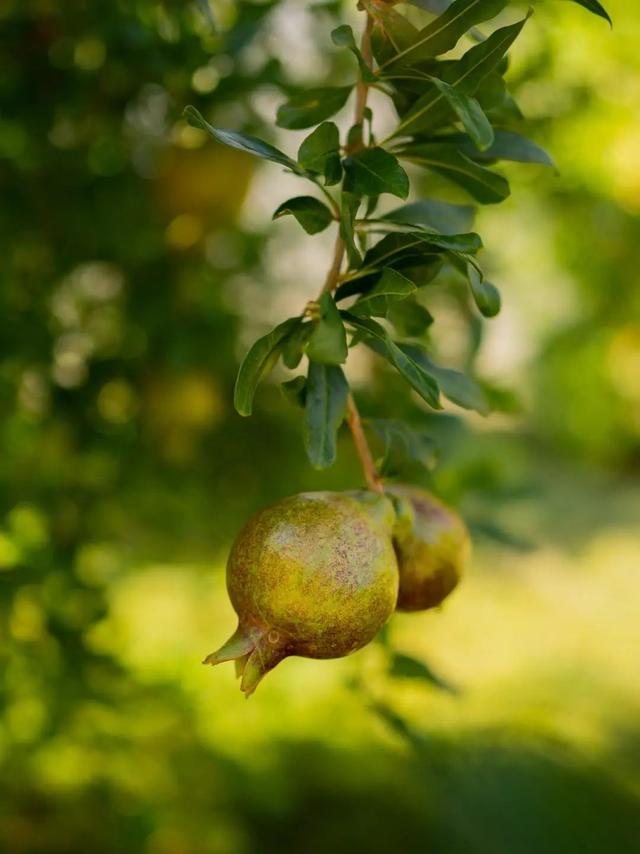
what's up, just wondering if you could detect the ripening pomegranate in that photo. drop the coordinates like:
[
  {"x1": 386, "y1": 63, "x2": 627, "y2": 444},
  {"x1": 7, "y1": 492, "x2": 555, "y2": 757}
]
[
  {"x1": 388, "y1": 485, "x2": 469, "y2": 612},
  {"x1": 205, "y1": 491, "x2": 399, "y2": 695}
]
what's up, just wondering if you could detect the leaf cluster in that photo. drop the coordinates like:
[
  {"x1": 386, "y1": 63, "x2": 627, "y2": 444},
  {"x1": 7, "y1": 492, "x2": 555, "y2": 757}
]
[{"x1": 185, "y1": 0, "x2": 609, "y2": 472}]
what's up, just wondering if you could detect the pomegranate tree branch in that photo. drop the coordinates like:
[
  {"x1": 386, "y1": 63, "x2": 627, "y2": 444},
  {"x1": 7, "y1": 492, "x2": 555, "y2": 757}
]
[{"x1": 316, "y1": 9, "x2": 382, "y2": 492}]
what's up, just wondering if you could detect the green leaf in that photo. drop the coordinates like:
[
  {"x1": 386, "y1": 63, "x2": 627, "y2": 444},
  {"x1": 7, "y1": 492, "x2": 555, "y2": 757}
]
[
  {"x1": 383, "y1": 199, "x2": 475, "y2": 235},
  {"x1": 234, "y1": 317, "x2": 300, "y2": 416},
  {"x1": 184, "y1": 106, "x2": 298, "y2": 171},
  {"x1": 298, "y1": 122, "x2": 342, "y2": 185},
  {"x1": 282, "y1": 322, "x2": 313, "y2": 369},
  {"x1": 455, "y1": 129, "x2": 555, "y2": 166},
  {"x1": 306, "y1": 293, "x2": 348, "y2": 365},
  {"x1": 387, "y1": 298, "x2": 434, "y2": 336},
  {"x1": 344, "y1": 148, "x2": 409, "y2": 200},
  {"x1": 281, "y1": 376, "x2": 307, "y2": 407},
  {"x1": 304, "y1": 363, "x2": 349, "y2": 469},
  {"x1": 428, "y1": 76, "x2": 494, "y2": 150},
  {"x1": 467, "y1": 263, "x2": 501, "y2": 317},
  {"x1": 368, "y1": 419, "x2": 435, "y2": 473},
  {"x1": 441, "y1": 15, "x2": 530, "y2": 95},
  {"x1": 569, "y1": 0, "x2": 611, "y2": 25},
  {"x1": 352, "y1": 268, "x2": 417, "y2": 317},
  {"x1": 276, "y1": 87, "x2": 352, "y2": 130},
  {"x1": 394, "y1": 16, "x2": 529, "y2": 136},
  {"x1": 273, "y1": 196, "x2": 334, "y2": 234},
  {"x1": 343, "y1": 313, "x2": 442, "y2": 409},
  {"x1": 398, "y1": 143, "x2": 510, "y2": 204},
  {"x1": 389, "y1": 653, "x2": 459, "y2": 694},
  {"x1": 400, "y1": 345, "x2": 490, "y2": 414},
  {"x1": 363, "y1": 0, "x2": 420, "y2": 64},
  {"x1": 340, "y1": 191, "x2": 363, "y2": 268},
  {"x1": 362, "y1": 232, "x2": 445, "y2": 271},
  {"x1": 411, "y1": 228, "x2": 483, "y2": 253},
  {"x1": 381, "y1": 0, "x2": 508, "y2": 68},
  {"x1": 331, "y1": 25, "x2": 377, "y2": 83},
  {"x1": 407, "y1": 0, "x2": 451, "y2": 13}
]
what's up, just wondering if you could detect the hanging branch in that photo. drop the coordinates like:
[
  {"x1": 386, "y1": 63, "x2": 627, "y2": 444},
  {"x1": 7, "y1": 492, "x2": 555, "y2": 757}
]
[{"x1": 185, "y1": 0, "x2": 610, "y2": 487}]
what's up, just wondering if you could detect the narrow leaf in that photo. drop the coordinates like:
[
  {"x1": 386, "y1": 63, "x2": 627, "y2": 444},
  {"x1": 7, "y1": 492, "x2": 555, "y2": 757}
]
[
  {"x1": 382, "y1": 0, "x2": 508, "y2": 68},
  {"x1": 343, "y1": 313, "x2": 442, "y2": 409},
  {"x1": 568, "y1": 0, "x2": 611, "y2": 25},
  {"x1": 454, "y1": 129, "x2": 555, "y2": 166},
  {"x1": 306, "y1": 293, "x2": 348, "y2": 365},
  {"x1": 234, "y1": 318, "x2": 300, "y2": 416},
  {"x1": 273, "y1": 196, "x2": 334, "y2": 234},
  {"x1": 400, "y1": 345, "x2": 490, "y2": 414},
  {"x1": 344, "y1": 147, "x2": 410, "y2": 199},
  {"x1": 428, "y1": 76, "x2": 494, "y2": 150},
  {"x1": 394, "y1": 16, "x2": 529, "y2": 136},
  {"x1": 304, "y1": 363, "x2": 349, "y2": 469},
  {"x1": 298, "y1": 122, "x2": 342, "y2": 185},
  {"x1": 363, "y1": 0, "x2": 420, "y2": 65},
  {"x1": 276, "y1": 87, "x2": 352, "y2": 130},
  {"x1": 184, "y1": 106, "x2": 298, "y2": 171},
  {"x1": 340, "y1": 192, "x2": 363, "y2": 267},
  {"x1": 398, "y1": 143, "x2": 510, "y2": 204},
  {"x1": 383, "y1": 199, "x2": 475, "y2": 235}
]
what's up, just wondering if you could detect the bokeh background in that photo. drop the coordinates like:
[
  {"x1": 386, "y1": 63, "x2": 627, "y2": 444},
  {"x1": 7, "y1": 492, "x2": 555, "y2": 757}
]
[{"x1": 1, "y1": 1, "x2": 639, "y2": 851}]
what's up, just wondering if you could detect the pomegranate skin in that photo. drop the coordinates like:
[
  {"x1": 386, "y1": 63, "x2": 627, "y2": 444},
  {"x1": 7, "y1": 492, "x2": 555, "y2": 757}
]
[
  {"x1": 205, "y1": 491, "x2": 399, "y2": 695},
  {"x1": 388, "y1": 486, "x2": 470, "y2": 613}
]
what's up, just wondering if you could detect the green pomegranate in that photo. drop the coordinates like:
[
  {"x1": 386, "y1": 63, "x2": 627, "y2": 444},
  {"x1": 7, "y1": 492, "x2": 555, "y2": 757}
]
[
  {"x1": 388, "y1": 485, "x2": 470, "y2": 612},
  {"x1": 205, "y1": 491, "x2": 399, "y2": 695}
]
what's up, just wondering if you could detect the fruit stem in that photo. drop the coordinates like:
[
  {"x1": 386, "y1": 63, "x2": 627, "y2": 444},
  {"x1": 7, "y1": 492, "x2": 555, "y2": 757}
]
[
  {"x1": 316, "y1": 9, "x2": 382, "y2": 494},
  {"x1": 347, "y1": 393, "x2": 383, "y2": 494}
]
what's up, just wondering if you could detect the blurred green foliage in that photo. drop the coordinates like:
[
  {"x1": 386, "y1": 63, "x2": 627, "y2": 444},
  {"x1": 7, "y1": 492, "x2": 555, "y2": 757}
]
[{"x1": 1, "y1": 1, "x2": 639, "y2": 852}]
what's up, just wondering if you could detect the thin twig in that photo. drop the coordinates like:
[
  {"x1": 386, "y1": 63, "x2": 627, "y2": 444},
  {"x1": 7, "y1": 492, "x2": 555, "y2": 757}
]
[{"x1": 316, "y1": 9, "x2": 383, "y2": 493}]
